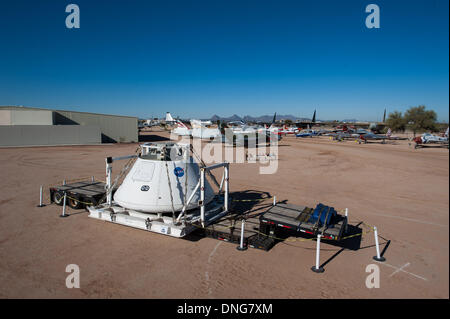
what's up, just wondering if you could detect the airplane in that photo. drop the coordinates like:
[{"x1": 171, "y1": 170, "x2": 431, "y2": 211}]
[
  {"x1": 413, "y1": 132, "x2": 449, "y2": 149},
  {"x1": 357, "y1": 128, "x2": 408, "y2": 144},
  {"x1": 267, "y1": 113, "x2": 296, "y2": 136},
  {"x1": 165, "y1": 112, "x2": 177, "y2": 125},
  {"x1": 296, "y1": 129, "x2": 319, "y2": 138},
  {"x1": 190, "y1": 119, "x2": 221, "y2": 139},
  {"x1": 138, "y1": 118, "x2": 162, "y2": 130},
  {"x1": 358, "y1": 132, "x2": 390, "y2": 144},
  {"x1": 325, "y1": 125, "x2": 371, "y2": 141},
  {"x1": 279, "y1": 125, "x2": 300, "y2": 135},
  {"x1": 165, "y1": 112, "x2": 219, "y2": 139},
  {"x1": 295, "y1": 109, "x2": 318, "y2": 130},
  {"x1": 368, "y1": 108, "x2": 388, "y2": 133},
  {"x1": 218, "y1": 115, "x2": 282, "y2": 146},
  {"x1": 171, "y1": 120, "x2": 192, "y2": 136}
]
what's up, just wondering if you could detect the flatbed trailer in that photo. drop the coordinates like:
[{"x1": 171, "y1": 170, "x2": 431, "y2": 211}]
[
  {"x1": 194, "y1": 213, "x2": 276, "y2": 251},
  {"x1": 193, "y1": 202, "x2": 348, "y2": 251},
  {"x1": 259, "y1": 202, "x2": 347, "y2": 241},
  {"x1": 50, "y1": 181, "x2": 347, "y2": 250},
  {"x1": 49, "y1": 180, "x2": 112, "y2": 209}
]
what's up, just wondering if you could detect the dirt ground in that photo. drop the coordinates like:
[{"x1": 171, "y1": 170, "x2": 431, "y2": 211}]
[{"x1": 0, "y1": 130, "x2": 448, "y2": 299}]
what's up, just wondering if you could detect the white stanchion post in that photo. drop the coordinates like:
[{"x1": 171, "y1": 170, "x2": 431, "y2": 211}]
[
  {"x1": 63, "y1": 179, "x2": 66, "y2": 186},
  {"x1": 236, "y1": 219, "x2": 248, "y2": 251},
  {"x1": 105, "y1": 158, "x2": 113, "y2": 206},
  {"x1": 311, "y1": 234, "x2": 324, "y2": 273},
  {"x1": 37, "y1": 185, "x2": 45, "y2": 207},
  {"x1": 91, "y1": 176, "x2": 95, "y2": 182},
  {"x1": 273, "y1": 195, "x2": 276, "y2": 206},
  {"x1": 373, "y1": 226, "x2": 386, "y2": 261},
  {"x1": 200, "y1": 168, "x2": 205, "y2": 227},
  {"x1": 224, "y1": 164, "x2": 229, "y2": 211},
  {"x1": 60, "y1": 192, "x2": 68, "y2": 218}
]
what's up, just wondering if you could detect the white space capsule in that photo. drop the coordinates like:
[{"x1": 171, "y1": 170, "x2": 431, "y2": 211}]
[{"x1": 113, "y1": 143, "x2": 214, "y2": 213}]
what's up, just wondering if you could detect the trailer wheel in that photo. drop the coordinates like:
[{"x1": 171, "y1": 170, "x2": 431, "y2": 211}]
[
  {"x1": 68, "y1": 196, "x2": 84, "y2": 209},
  {"x1": 53, "y1": 191, "x2": 65, "y2": 206}
]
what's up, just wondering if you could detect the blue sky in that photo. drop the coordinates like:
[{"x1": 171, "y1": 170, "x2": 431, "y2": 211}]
[{"x1": 0, "y1": 0, "x2": 448, "y2": 121}]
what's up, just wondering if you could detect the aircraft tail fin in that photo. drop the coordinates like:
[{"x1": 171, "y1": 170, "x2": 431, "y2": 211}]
[
  {"x1": 269, "y1": 112, "x2": 277, "y2": 129},
  {"x1": 177, "y1": 120, "x2": 188, "y2": 129},
  {"x1": 165, "y1": 112, "x2": 175, "y2": 122},
  {"x1": 312, "y1": 109, "x2": 316, "y2": 123}
]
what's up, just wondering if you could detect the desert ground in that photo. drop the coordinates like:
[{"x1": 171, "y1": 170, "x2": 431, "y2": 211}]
[{"x1": 0, "y1": 130, "x2": 448, "y2": 298}]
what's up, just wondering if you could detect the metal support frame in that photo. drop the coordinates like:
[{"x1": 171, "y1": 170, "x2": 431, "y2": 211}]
[
  {"x1": 91, "y1": 147, "x2": 230, "y2": 238},
  {"x1": 200, "y1": 168, "x2": 206, "y2": 227},
  {"x1": 105, "y1": 159, "x2": 112, "y2": 206},
  {"x1": 105, "y1": 155, "x2": 138, "y2": 207},
  {"x1": 176, "y1": 160, "x2": 230, "y2": 226},
  {"x1": 176, "y1": 180, "x2": 201, "y2": 222},
  {"x1": 224, "y1": 163, "x2": 229, "y2": 212},
  {"x1": 199, "y1": 162, "x2": 229, "y2": 227}
]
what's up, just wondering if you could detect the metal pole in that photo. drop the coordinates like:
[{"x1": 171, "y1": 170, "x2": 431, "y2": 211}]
[
  {"x1": 273, "y1": 195, "x2": 276, "y2": 206},
  {"x1": 219, "y1": 172, "x2": 225, "y2": 193},
  {"x1": 236, "y1": 219, "x2": 247, "y2": 251},
  {"x1": 200, "y1": 168, "x2": 205, "y2": 227},
  {"x1": 106, "y1": 159, "x2": 112, "y2": 206},
  {"x1": 311, "y1": 234, "x2": 324, "y2": 273},
  {"x1": 63, "y1": 179, "x2": 66, "y2": 186},
  {"x1": 184, "y1": 148, "x2": 188, "y2": 225},
  {"x1": 373, "y1": 226, "x2": 386, "y2": 261},
  {"x1": 224, "y1": 163, "x2": 229, "y2": 211},
  {"x1": 176, "y1": 180, "x2": 200, "y2": 222},
  {"x1": 60, "y1": 192, "x2": 68, "y2": 218},
  {"x1": 91, "y1": 176, "x2": 95, "y2": 182},
  {"x1": 37, "y1": 185, "x2": 45, "y2": 207}
]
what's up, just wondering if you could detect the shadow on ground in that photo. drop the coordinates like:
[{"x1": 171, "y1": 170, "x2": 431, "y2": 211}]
[{"x1": 138, "y1": 134, "x2": 172, "y2": 142}]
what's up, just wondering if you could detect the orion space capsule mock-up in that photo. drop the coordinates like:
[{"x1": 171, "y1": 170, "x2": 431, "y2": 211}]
[{"x1": 113, "y1": 143, "x2": 214, "y2": 213}]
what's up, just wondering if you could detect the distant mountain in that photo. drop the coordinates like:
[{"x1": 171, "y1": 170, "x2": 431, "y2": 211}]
[
  {"x1": 211, "y1": 114, "x2": 315, "y2": 123},
  {"x1": 211, "y1": 114, "x2": 242, "y2": 122}
]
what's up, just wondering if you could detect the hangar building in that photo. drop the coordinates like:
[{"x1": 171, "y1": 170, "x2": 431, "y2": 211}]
[{"x1": 0, "y1": 106, "x2": 138, "y2": 147}]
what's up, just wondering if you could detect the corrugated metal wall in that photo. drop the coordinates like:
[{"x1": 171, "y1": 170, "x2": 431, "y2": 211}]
[
  {"x1": 0, "y1": 125, "x2": 101, "y2": 147},
  {"x1": 54, "y1": 111, "x2": 138, "y2": 143},
  {"x1": 0, "y1": 109, "x2": 53, "y2": 125},
  {"x1": 0, "y1": 106, "x2": 139, "y2": 144}
]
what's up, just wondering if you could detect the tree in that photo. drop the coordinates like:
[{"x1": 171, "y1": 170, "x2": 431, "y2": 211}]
[
  {"x1": 404, "y1": 105, "x2": 437, "y2": 136},
  {"x1": 386, "y1": 111, "x2": 406, "y2": 132}
]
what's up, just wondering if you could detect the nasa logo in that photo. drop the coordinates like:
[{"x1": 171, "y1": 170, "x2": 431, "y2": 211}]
[
  {"x1": 140, "y1": 185, "x2": 150, "y2": 191},
  {"x1": 174, "y1": 167, "x2": 184, "y2": 177}
]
